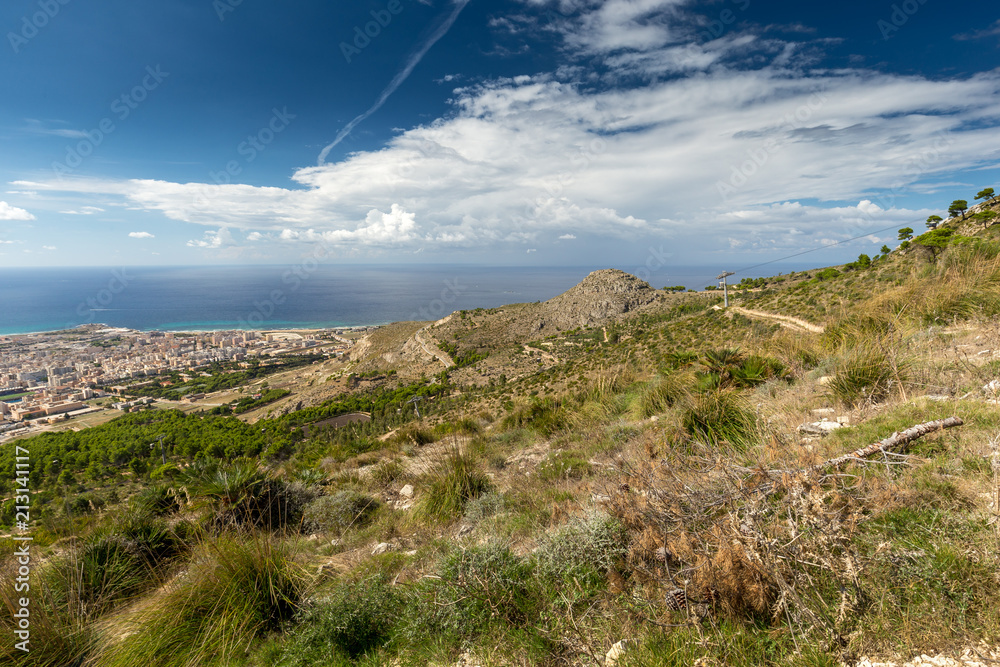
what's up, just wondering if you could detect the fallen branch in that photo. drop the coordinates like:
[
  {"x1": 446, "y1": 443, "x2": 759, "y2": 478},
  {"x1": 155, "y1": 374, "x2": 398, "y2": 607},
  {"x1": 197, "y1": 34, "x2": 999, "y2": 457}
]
[
  {"x1": 735, "y1": 417, "x2": 964, "y2": 496},
  {"x1": 815, "y1": 417, "x2": 963, "y2": 471}
]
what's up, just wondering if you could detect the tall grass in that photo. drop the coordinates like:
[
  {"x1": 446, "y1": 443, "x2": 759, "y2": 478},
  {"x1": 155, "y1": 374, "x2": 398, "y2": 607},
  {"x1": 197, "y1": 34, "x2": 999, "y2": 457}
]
[
  {"x1": 629, "y1": 372, "x2": 692, "y2": 419},
  {"x1": 871, "y1": 241, "x2": 1000, "y2": 324},
  {"x1": 681, "y1": 390, "x2": 761, "y2": 451},
  {"x1": 418, "y1": 449, "x2": 493, "y2": 518},
  {"x1": 98, "y1": 533, "x2": 305, "y2": 667}
]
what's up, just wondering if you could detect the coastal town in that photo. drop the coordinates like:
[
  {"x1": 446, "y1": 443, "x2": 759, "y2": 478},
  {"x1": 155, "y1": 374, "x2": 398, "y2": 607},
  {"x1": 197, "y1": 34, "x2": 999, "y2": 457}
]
[{"x1": 0, "y1": 323, "x2": 370, "y2": 440}]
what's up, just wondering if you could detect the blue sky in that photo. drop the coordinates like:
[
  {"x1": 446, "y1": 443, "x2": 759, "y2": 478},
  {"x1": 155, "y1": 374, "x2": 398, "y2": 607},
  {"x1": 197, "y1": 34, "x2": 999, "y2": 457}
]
[{"x1": 1, "y1": 0, "x2": 999, "y2": 270}]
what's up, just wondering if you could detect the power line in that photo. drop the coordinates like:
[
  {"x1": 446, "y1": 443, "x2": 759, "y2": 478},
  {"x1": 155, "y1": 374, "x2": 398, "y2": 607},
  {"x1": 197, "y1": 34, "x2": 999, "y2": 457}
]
[{"x1": 730, "y1": 221, "x2": 912, "y2": 276}]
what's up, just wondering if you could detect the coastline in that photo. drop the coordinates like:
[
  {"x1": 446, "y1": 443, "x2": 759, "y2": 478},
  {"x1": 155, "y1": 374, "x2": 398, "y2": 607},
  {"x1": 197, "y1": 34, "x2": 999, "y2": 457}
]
[{"x1": 0, "y1": 321, "x2": 389, "y2": 339}]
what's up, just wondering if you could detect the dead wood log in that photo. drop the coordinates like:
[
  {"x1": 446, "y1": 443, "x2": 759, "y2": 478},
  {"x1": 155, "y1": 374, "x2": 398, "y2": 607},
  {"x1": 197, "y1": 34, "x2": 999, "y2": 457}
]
[
  {"x1": 734, "y1": 417, "x2": 964, "y2": 495},
  {"x1": 812, "y1": 416, "x2": 963, "y2": 471}
]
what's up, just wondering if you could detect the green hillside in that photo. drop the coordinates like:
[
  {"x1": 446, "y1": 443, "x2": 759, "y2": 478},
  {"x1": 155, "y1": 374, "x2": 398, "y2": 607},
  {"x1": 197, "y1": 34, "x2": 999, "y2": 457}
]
[{"x1": 3, "y1": 192, "x2": 1000, "y2": 666}]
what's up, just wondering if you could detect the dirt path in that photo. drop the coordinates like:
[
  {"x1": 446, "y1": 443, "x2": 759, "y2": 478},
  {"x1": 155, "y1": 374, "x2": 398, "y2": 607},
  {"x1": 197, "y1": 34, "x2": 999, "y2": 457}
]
[
  {"x1": 729, "y1": 306, "x2": 825, "y2": 334},
  {"x1": 414, "y1": 326, "x2": 455, "y2": 368}
]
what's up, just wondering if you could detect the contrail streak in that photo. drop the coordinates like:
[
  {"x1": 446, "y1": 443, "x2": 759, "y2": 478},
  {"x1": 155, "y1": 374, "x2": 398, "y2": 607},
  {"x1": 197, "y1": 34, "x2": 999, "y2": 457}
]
[{"x1": 318, "y1": 0, "x2": 472, "y2": 165}]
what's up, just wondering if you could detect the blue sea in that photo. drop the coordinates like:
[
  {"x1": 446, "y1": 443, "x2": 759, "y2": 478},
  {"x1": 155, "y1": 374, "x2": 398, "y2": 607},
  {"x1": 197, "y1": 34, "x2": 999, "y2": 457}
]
[{"x1": 0, "y1": 264, "x2": 743, "y2": 335}]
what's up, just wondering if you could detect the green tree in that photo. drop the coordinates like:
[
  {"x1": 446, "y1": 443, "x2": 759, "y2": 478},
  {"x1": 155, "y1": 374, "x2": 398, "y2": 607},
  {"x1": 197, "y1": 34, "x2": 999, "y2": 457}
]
[
  {"x1": 848, "y1": 253, "x2": 871, "y2": 270},
  {"x1": 926, "y1": 215, "x2": 942, "y2": 229},
  {"x1": 897, "y1": 227, "x2": 914, "y2": 241},
  {"x1": 972, "y1": 210, "x2": 998, "y2": 230},
  {"x1": 880, "y1": 244, "x2": 891, "y2": 255},
  {"x1": 912, "y1": 228, "x2": 956, "y2": 259},
  {"x1": 975, "y1": 187, "x2": 995, "y2": 203},
  {"x1": 129, "y1": 457, "x2": 149, "y2": 478},
  {"x1": 948, "y1": 200, "x2": 968, "y2": 219}
]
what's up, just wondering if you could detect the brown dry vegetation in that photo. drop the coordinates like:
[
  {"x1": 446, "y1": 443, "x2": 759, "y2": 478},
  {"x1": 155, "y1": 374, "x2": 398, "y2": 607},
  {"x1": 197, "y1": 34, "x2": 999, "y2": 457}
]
[{"x1": 5, "y1": 226, "x2": 1000, "y2": 667}]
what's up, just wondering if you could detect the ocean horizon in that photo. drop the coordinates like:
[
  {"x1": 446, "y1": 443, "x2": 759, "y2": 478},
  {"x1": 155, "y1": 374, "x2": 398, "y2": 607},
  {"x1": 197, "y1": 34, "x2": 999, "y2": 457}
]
[{"x1": 0, "y1": 263, "x2": 805, "y2": 336}]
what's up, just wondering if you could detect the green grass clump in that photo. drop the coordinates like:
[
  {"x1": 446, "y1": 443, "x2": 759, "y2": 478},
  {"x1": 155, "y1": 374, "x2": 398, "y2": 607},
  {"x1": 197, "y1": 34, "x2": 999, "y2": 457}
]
[
  {"x1": 99, "y1": 534, "x2": 305, "y2": 667},
  {"x1": 302, "y1": 490, "x2": 381, "y2": 534},
  {"x1": 630, "y1": 372, "x2": 691, "y2": 418},
  {"x1": 681, "y1": 390, "x2": 761, "y2": 450},
  {"x1": 42, "y1": 508, "x2": 186, "y2": 620},
  {"x1": 418, "y1": 451, "x2": 493, "y2": 518},
  {"x1": 828, "y1": 345, "x2": 907, "y2": 406},
  {"x1": 501, "y1": 398, "x2": 566, "y2": 436},
  {"x1": 193, "y1": 458, "x2": 313, "y2": 532}
]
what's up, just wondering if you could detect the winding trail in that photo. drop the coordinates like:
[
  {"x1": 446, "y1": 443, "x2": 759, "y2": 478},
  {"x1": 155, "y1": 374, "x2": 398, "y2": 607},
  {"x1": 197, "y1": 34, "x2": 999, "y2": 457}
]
[
  {"x1": 414, "y1": 325, "x2": 455, "y2": 368},
  {"x1": 729, "y1": 307, "x2": 825, "y2": 334}
]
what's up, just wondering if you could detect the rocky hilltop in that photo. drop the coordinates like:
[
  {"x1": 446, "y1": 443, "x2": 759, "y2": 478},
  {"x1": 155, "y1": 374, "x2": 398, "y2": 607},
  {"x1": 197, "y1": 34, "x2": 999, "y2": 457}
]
[{"x1": 537, "y1": 268, "x2": 658, "y2": 330}]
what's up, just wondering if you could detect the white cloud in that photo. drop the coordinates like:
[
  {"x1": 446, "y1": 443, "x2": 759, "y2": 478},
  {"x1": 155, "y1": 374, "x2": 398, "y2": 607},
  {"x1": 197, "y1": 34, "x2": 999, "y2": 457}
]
[
  {"x1": 186, "y1": 227, "x2": 234, "y2": 249},
  {"x1": 128, "y1": 231, "x2": 155, "y2": 239},
  {"x1": 0, "y1": 201, "x2": 35, "y2": 221},
  {"x1": 954, "y1": 19, "x2": 1000, "y2": 41},
  {"x1": 42, "y1": 245, "x2": 56, "y2": 250},
  {"x1": 60, "y1": 206, "x2": 105, "y2": 215},
  {"x1": 13, "y1": 8, "x2": 1000, "y2": 261}
]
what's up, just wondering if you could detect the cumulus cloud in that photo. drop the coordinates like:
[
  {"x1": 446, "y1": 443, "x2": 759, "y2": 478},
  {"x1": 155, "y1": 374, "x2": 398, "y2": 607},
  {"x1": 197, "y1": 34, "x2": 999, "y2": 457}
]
[
  {"x1": 186, "y1": 227, "x2": 234, "y2": 249},
  {"x1": 128, "y1": 231, "x2": 155, "y2": 239},
  {"x1": 12, "y1": 3, "x2": 1000, "y2": 261},
  {"x1": 61, "y1": 206, "x2": 105, "y2": 215},
  {"x1": 559, "y1": 233, "x2": 577, "y2": 239},
  {"x1": 0, "y1": 201, "x2": 35, "y2": 221}
]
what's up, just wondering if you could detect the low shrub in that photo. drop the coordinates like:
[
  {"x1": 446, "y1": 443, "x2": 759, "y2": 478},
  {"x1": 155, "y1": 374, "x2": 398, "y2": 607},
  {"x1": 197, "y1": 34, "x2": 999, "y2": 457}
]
[
  {"x1": 398, "y1": 542, "x2": 541, "y2": 645},
  {"x1": 537, "y1": 450, "x2": 592, "y2": 481},
  {"x1": 279, "y1": 576, "x2": 399, "y2": 664},
  {"x1": 463, "y1": 491, "x2": 510, "y2": 523},
  {"x1": 369, "y1": 458, "x2": 405, "y2": 487},
  {"x1": 534, "y1": 511, "x2": 628, "y2": 588},
  {"x1": 302, "y1": 490, "x2": 381, "y2": 534}
]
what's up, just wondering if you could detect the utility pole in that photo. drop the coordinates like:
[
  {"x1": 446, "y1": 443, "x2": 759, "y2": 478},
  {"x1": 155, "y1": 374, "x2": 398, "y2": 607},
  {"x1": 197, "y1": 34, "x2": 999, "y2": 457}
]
[
  {"x1": 717, "y1": 272, "x2": 735, "y2": 308},
  {"x1": 149, "y1": 434, "x2": 166, "y2": 466},
  {"x1": 406, "y1": 396, "x2": 424, "y2": 418}
]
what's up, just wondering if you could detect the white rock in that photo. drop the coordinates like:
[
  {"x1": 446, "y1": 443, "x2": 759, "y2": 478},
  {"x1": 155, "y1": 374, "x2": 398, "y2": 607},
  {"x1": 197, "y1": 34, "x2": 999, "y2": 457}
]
[
  {"x1": 983, "y1": 380, "x2": 1000, "y2": 396},
  {"x1": 812, "y1": 408, "x2": 836, "y2": 415},
  {"x1": 371, "y1": 542, "x2": 393, "y2": 555},
  {"x1": 818, "y1": 376, "x2": 833, "y2": 386},
  {"x1": 399, "y1": 484, "x2": 415, "y2": 498},
  {"x1": 798, "y1": 420, "x2": 845, "y2": 436},
  {"x1": 606, "y1": 639, "x2": 637, "y2": 667}
]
